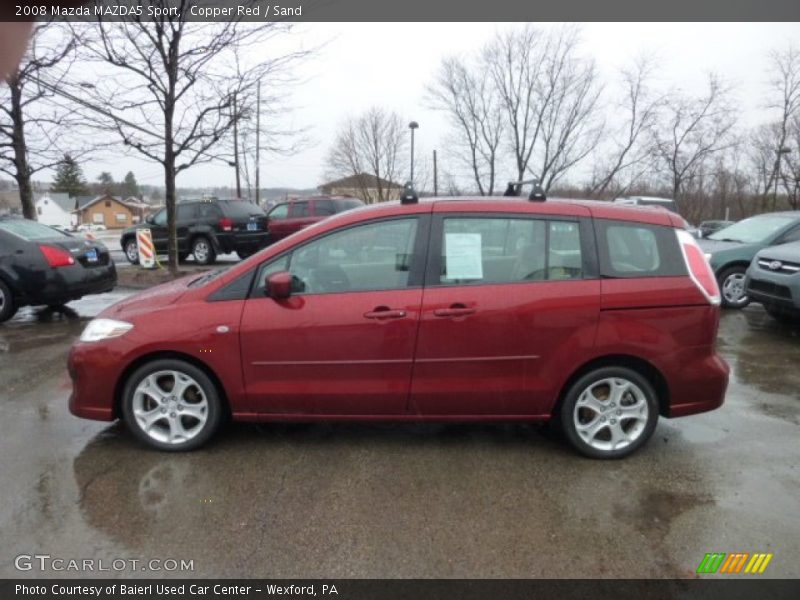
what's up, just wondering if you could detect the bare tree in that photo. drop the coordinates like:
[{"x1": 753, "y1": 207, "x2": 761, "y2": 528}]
[
  {"x1": 779, "y1": 116, "x2": 800, "y2": 209},
  {"x1": 326, "y1": 107, "x2": 407, "y2": 203},
  {"x1": 77, "y1": 2, "x2": 310, "y2": 272},
  {"x1": 484, "y1": 25, "x2": 603, "y2": 191},
  {"x1": 764, "y1": 46, "x2": 800, "y2": 204},
  {"x1": 651, "y1": 74, "x2": 738, "y2": 209},
  {"x1": 588, "y1": 55, "x2": 663, "y2": 198},
  {"x1": 427, "y1": 56, "x2": 504, "y2": 195},
  {"x1": 0, "y1": 23, "x2": 77, "y2": 219}
]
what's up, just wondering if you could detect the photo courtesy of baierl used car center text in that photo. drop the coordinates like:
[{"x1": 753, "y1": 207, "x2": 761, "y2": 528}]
[{"x1": 0, "y1": 1, "x2": 799, "y2": 599}]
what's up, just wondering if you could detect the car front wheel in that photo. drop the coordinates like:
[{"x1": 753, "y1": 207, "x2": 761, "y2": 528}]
[
  {"x1": 559, "y1": 367, "x2": 659, "y2": 459},
  {"x1": 718, "y1": 266, "x2": 750, "y2": 308},
  {"x1": 0, "y1": 279, "x2": 18, "y2": 323},
  {"x1": 121, "y1": 360, "x2": 223, "y2": 451},
  {"x1": 124, "y1": 239, "x2": 140, "y2": 264},
  {"x1": 191, "y1": 236, "x2": 216, "y2": 265}
]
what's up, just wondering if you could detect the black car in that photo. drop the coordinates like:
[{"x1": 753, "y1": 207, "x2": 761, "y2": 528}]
[
  {"x1": 0, "y1": 216, "x2": 117, "y2": 323},
  {"x1": 120, "y1": 199, "x2": 269, "y2": 266}
]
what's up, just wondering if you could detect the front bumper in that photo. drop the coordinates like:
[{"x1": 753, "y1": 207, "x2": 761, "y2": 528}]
[
  {"x1": 745, "y1": 271, "x2": 800, "y2": 312},
  {"x1": 68, "y1": 339, "x2": 127, "y2": 421}
]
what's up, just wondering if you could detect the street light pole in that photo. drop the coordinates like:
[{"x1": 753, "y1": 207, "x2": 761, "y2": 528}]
[
  {"x1": 409, "y1": 121, "x2": 419, "y2": 186},
  {"x1": 255, "y1": 80, "x2": 261, "y2": 206}
]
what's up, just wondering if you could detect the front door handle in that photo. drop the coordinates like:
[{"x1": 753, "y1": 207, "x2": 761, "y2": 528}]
[
  {"x1": 364, "y1": 306, "x2": 407, "y2": 320},
  {"x1": 433, "y1": 304, "x2": 476, "y2": 318}
]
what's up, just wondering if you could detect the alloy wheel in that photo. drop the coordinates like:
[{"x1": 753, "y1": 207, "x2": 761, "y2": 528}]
[
  {"x1": 132, "y1": 370, "x2": 209, "y2": 445},
  {"x1": 573, "y1": 377, "x2": 649, "y2": 452},
  {"x1": 126, "y1": 241, "x2": 138, "y2": 263},
  {"x1": 193, "y1": 241, "x2": 209, "y2": 263},
  {"x1": 721, "y1": 272, "x2": 747, "y2": 305}
]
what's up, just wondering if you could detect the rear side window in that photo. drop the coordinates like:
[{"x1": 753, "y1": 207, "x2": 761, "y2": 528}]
[
  {"x1": 290, "y1": 201, "x2": 310, "y2": 218},
  {"x1": 313, "y1": 199, "x2": 336, "y2": 216},
  {"x1": 197, "y1": 203, "x2": 222, "y2": 219},
  {"x1": 438, "y1": 217, "x2": 583, "y2": 285},
  {"x1": 333, "y1": 198, "x2": 364, "y2": 212},
  {"x1": 596, "y1": 220, "x2": 685, "y2": 278}
]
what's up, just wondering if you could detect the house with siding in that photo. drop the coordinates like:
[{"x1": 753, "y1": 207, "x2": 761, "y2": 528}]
[
  {"x1": 35, "y1": 192, "x2": 75, "y2": 228},
  {"x1": 73, "y1": 194, "x2": 138, "y2": 229}
]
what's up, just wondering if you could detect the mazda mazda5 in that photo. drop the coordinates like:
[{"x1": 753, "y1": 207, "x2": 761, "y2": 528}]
[{"x1": 68, "y1": 194, "x2": 728, "y2": 458}]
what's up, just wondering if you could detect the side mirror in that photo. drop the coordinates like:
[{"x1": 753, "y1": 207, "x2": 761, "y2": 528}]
[{"x1": 266, "y1": 271, "x2": 292, "y2": 300}]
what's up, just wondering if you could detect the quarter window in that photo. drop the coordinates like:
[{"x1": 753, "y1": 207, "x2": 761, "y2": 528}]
[
  {"x1": 597, "y1": 220, "x2": 685, "y2": 277},
  {"x1": 439, "y1": 217, "x2": 582, "y2": 285},
  {"x1": 257, "y1": 218, "x2": 418, "y2": 295}
]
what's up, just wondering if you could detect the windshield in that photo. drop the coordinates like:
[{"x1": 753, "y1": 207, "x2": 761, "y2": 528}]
[
  {"x1": 708, "y1": 214, "x2": 796, "y2": 244},
  {"x1": 0, "y1": 219, "x2": 72, "y2": 241}
]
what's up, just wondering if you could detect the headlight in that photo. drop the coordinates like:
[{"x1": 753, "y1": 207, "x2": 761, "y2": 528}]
[
  {"x1": 79, "y1": 318, "x2": 133, "y2": 342},
  {"x1": 704, "y1": 253, "x2": 713, "y2": 262}
]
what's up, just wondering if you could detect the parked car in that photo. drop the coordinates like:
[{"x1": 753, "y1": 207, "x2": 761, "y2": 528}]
[
  {"x1": 0, "y1": 216, "x2": 116, "y2": 323},
  {"x1": 745, "y1": 240, "x2": 800, "y2": 323},
  {"x1": 698, "y1": 220, "x2": 734, "y2": 239},
  {"x1": 120, "y1": 199, "x2": 268, "y2": 265},
  {"x1": 613, "y1": 196, "x2": 679, "y2": 214},
  {"x1": 699, "y1": 211, "x2": 800, "y2": 308},
  {"x1": 69, "y1": 195, "x2": 728, "y2": 458},
  {"x1": 77, "y1": 223, "x2": 107, "y2": 232},
  {"x1": 265, "y1": 196, "x2": 364, "y2": 245}
]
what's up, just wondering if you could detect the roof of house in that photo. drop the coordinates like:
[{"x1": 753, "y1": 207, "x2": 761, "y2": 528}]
[
  {"x1": 73, "y1": 194, "x2": 136, "y2": 212},
  {"x1": 36, "y1": 192, "x2": 73, "y2": 213},
  {"x1": 320, "y1": 173, "x2": 404, "y2": 191}
]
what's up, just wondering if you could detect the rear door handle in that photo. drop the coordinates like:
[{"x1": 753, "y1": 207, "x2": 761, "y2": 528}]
[
  {"x1": 364, "y1": 307, "x2": 407, "y2": 320},
  {"x1": 433, "y1": 305, "x2": 476, "y2": 317}
]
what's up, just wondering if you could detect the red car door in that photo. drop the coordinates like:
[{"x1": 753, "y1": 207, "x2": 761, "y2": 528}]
[
  {"x1": 239, "y1": 214, "x2": 430, "y2": 415},
  {"x1": 408, "y1": 205, "x2": 600, "y2": 416}
]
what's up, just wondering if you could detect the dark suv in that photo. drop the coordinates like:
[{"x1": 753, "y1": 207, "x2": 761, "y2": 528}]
[
  {"x1": 121, "y1": 200, "x2": 268, "y2": 265},
  {"x1": 266, "y1": 196, "x2": 363, "y2": 245}
]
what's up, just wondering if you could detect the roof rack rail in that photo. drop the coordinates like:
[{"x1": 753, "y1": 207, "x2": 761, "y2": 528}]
[
  {"x1": 400, "y1": 181, "x2": 418, "y2": 205},
  {"x1": 503, "y1": 178, "x2": 546, "y2": 202}
]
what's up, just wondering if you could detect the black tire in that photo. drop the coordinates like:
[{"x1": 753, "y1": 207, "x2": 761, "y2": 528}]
[
  {"x1": 178, "y1": 252, "x2": 189, "y2": 263},
  {"x1": 191, "y1": 236, "x2": 216, "y2": 265},
  {"x1": 236, "y1": 249, "x2": 254, "y2": 260},
  {"x1": 0, "y1": 279, "x2": 18, "y2": 323},
  {"x1": 717, "y1": 265, "x2": 750, "y2": 309},
  {"x1": 559, "y1": 366, "x2": 659, "y2": 459},
  {"x1": 121, "y1": 359, "x2": 223, "y2": 451},
  {"x1": 123, "y1": 238, "x2": 140, "y2": 265}
]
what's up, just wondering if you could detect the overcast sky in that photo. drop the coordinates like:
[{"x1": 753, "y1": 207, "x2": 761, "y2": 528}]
[{"x1": 64, "y1": 22, "x2": 800, "y2": 192}]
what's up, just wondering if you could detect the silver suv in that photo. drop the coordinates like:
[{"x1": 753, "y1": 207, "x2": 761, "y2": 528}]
[{"x1": 745, "y1": 240, "x2": 800, "y2": 323}]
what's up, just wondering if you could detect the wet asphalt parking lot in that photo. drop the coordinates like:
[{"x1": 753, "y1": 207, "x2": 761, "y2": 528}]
[{"x1": 0, "y1": 290, "x2": 798, "y2": 579}]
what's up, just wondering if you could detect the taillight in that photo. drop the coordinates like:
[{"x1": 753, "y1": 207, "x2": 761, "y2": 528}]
[
  {"x1": 219, "y1": 217, "x2": 234, "y2": 232},
  {"x1": 675, "y1": 229, "x2": 720, "y2": 305},
  {"x1": 39, "y1": 244, "x2": 75, "y2": 267}
]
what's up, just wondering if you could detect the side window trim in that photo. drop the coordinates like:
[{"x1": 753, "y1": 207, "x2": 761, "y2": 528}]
[
  {"x1": 424, "y1": 212, "x2": 589, "y2": 287},
  {"x1": 249, "y1": 214, "x2": 431, "y2": 298}
]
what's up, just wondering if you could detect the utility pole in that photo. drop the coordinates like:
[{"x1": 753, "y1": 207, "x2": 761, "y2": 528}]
[
  {"x1": 409, "y1": 121, "x2": 419, "y2": 185},
  {"x1": 255, "y1": 81, "x2": 261, "y2": 206},
  {"x1": 233, "y1": 92, "x2": 242, "y2": 199},
  {"x1": 433, "y1": 149, "x2": 438, "y2": 197}
]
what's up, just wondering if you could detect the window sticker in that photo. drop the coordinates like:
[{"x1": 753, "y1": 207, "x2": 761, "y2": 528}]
[{"x1": 445, "y1": 233, "x2": 483, "y2": 279}]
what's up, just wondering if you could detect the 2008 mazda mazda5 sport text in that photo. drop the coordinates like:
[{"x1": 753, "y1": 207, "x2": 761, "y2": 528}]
[{"x1": 68, "y1": 194, "x2": 729, "y2": 458}]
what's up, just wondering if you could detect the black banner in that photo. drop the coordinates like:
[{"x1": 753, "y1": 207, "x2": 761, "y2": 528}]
[
  {"x1": 3, "y1": 0, "x2": 800, "y2": 22},
  {"x1": 3, "y1": 580, "x2": 800, "y2": 600}
]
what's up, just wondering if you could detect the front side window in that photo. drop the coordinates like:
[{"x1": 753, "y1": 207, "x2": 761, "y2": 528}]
[
  {"x1": 439, "y1": 217, "x2": 582, "y2": 285},
  {"x1": 177, "y1": 204, "x2": 195, "y2": 221},
  {"x1": 268, "y1": 203, "x2": 289, "y2": 219},
  {"x1": 152, "y1": 210, "x2": 167, "y2": 226},
  {"x1": 257, "y1": 218, "x2": 419, "y2": 295}
]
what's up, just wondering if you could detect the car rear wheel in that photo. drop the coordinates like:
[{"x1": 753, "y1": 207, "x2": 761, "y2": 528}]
[
  {"x1": 718, "y1": 266, "x2": 750, "y2": 308},
  {"x1": 124, "y1": 239, "x2": 139, "y2": 265},
  {"x1": 121, "y1": 359, "x2": 223, "y2": 451},
  {"x1": 236, "y1": 249, "x2": 254, "y2": 260},
  {"x1": 191, "y1": 236, "x2": 216, "y2": 265},
  {"x1": 0, "y1": 279, "x2": 18, "y2": 323},
  {"x1": 559, "y1": 367, "x2": 659, "y2": 459}
]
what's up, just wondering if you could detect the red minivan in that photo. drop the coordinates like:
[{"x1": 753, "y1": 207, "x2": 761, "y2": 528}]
[{"x1": 68, "y1": 196, "x2": 728, "y2": 458}]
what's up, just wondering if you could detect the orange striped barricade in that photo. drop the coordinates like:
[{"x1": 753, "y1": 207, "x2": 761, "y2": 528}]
[{"x1": 136, "y1": 228, "x2": 156, "y2": 269}]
